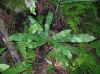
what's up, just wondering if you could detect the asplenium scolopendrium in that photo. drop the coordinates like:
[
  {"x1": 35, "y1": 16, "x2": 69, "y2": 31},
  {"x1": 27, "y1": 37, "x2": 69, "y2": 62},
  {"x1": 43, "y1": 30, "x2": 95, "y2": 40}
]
[{"x1": 9, "y1": 11, "x2": 96, "y2": 68}]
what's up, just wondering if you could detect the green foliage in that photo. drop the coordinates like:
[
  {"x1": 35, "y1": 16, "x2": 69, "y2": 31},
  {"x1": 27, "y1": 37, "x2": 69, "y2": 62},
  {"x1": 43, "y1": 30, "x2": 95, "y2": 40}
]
[
  {"x1": 48, "y1": 39, "x2": 72, "y2": 60},
  {"x1": 81, "y1": 17, "x2": 100, "y2": 35},
  {"x1": 0, "y1": 0, "x2": 26, "y2": 12},
  {"x1": 45, "y1": 12, "x2": 54, "y2": 36},
  {"x1": 29, "y1": 16, "x2": 43, "y2": 34},
  {"x1": 0, "y1": 48, "x2": 5, "y2": 54},
  {"x1": 91, "y1": 40, "x2": 100, "y2": 57},
  {"x1": 1, "y1": 0, "x2": 98, "y2": 73},
  {"x1": 47, "y1": 31, "x2": 95, "y2": 69},
  {"x1": 9, "y1": 9, "x2": 96, "y2": 71},
  {"x1": 0, "y1": 0, "x2": 37, "y2": 13},
  {"x1": 60, "y1": 2, "x2": 97, "y2": 32},
  {"x1": 70, "y1": 50, "x2": 100, "y2": 74},
  {"x1": 36, "y1": 15, "x2": 45, "y2": 25},
  {"x1": 9, "y1": 33, "x2": 37, "y2": 60},
  {"x1": 47, "y1": 40, "x2": 70, "y2": 67},
  {"x1": 68, "y1": 34, "x2": 95, "y2": 42},
  {"x1": 0, "y1": 64, "x2": 9, "y2": 72},
  {"x1": 25, "y1": 0, "x2": 36, "y2": 15},
  {"x1": 9, "y1": 12, "x2": 53, "y2": 60},
  {"x1": 47, "y1": 64, "x2": 54, "y2": 73},
  {"x1": 52, "y1": 30, "x2": 95, "y2": 42},
  {"x1": 2, "y1": 62, "x2": 32, "y2": 74}
]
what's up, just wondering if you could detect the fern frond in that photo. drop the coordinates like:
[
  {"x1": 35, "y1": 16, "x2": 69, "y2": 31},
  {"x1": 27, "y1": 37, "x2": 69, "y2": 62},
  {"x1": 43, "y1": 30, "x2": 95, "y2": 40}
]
[{"x1": 2, "y1": 62, "x2": 31, "y2": 74}]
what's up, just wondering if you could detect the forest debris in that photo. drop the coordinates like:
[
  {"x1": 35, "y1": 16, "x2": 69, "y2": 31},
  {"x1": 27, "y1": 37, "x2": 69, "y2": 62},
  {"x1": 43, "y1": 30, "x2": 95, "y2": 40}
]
[
  {"x1": 53, "y1": 61, "x2": 68, "y2": 74},
  {"x1": 0, "y1": 18, "x2": 21, "y2": 64}
]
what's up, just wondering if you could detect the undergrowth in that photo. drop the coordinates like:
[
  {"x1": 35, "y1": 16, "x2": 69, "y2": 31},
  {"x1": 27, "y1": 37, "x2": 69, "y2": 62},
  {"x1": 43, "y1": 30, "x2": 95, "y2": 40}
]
[{"x1": 0, "y1": 0, "x2": 100, "y2": 74}]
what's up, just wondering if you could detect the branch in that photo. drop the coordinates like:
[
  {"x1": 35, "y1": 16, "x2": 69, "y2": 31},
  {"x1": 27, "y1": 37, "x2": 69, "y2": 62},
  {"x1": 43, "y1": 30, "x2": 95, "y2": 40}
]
[{"x1": 0, "y1": 18, "x2": 21, "y2": 64}]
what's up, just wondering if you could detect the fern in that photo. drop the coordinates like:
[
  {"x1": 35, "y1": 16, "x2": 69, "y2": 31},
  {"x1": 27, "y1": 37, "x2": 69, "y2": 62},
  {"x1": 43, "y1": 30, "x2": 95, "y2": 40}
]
[
  {"x1": 36, "y1": 15, "x2": 45, "y2": 25},
  {"x1": 60, "y1": 2, "x2": 97, "y2": 32},
  {"x1": 9, "y1": 11, "x2": 96, "y2": 70},
  {"x1": 2, "y1": 62, "x2": 32, "y2": 74},
  {"x1": 91, "y1": 40, "x2": 100, "y2": 57},
  {"x1": 7, "y1": 1, "x2": 97, "y2": 73},
  {"x1": 70, "y1": 50, "x2": 100, "y2": 74}
]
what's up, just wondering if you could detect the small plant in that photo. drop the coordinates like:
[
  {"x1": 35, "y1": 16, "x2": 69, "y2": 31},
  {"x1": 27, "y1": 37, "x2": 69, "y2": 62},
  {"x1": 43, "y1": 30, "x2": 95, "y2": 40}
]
[
  {"x1": 0, "y1": 64, "x2": 9, "y2": 72},
  {"x1": 1, "y1": 0, "x2": 97, "y2": 74},
  {"x1": 7, "y1": 10, "x2": 96, "y2": 74},
  {"x1": 60, "y1": 1, "x2": 97, "y2": 32},
  {"x1": 70, "y1": 49, "x2": 100, "y2": 74}
]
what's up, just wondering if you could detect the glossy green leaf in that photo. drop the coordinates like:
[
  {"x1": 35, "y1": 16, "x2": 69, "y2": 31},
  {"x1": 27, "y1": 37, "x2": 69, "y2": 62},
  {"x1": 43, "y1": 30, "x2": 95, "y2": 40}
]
[
  {"x1": 61, "y1": 47, "x2": 72, "y2": 59},
  {"x1": 0, "y1": 64, "x2": 9, "y2": 72},
  {"x1": 47, "y1": 39, "x2": 70, "y2": 68},
  {"x1": 45, "y1": 12, "x2": 53, "y2": 36},
  {"x1": 28, "y1": 16, "x2": 36, "y2": 24},
  {"x1": 65, "y1": 44, "x2": 79, "y2": 55},
  {"x1": 49, "y1": 39, "x2": 72, "y2": 59},
  {"x1": 52, "y1": 31, "x2": 96, "y2": 42},
  {"x1": 9, "y1": 33, "x2": 25, "y2": 41},
  {"x1": 9, "y1": 33, "x2": 33, "y2": 42},
  {"x1": 29, "y1": 16, "x2": 43, "y2": 34},
  {"x1": 69, "y1": 34, "x2": 96, "y2": 42},
  {"x1": 29, "y1": 23, "x2": 43, "y2": 34},
  {"x1": 52, "y1": 29, "x2": 71, "y2": 42}
]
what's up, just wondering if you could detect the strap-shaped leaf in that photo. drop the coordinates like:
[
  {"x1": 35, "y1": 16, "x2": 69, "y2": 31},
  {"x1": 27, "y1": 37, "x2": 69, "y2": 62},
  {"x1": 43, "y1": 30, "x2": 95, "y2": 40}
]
[
  {"x1": 0, "y1": 64, "x2": 9, "y2": 72},
  {"x1": 28, "y1": 16, "x2": 36, "y2": 24},
  {"x1": 65, "y1": 44, "x2": 79, "y2": 55},
  {"x1": 9, "y1": 33, "x2": 25, "y2": 41},
  {"x1": 52, "y1": 30, "x2": 96, "y2": 42},
  {"x1": 29, "y1": 23, "x2": 43, "y2": 34},
  {"x1": 9, "y1": 32, "x2": 46, "y2": 50},
  {"x1": 45, "y1": 12, "x2": 53, "y2": 36},
  {"x1": 69, "y1": 34, "x2": 96, "y2": 42},
  {"x1": 27, "y1": 34, "x2": 46, "y2": 49},
  {"x1": 29, "y1": 16, "x2": 43, "y2": 34},
  {"x1": 9, "y1": 33, "x2": 45, "y2": 42},
  {"x1": 9, "y1": 33, "x2": 33, "y2": 42},
  {"x1": 52, "y1": 29, "x2": 71, "y2": 42},
  {"x1": 49, "y1": 39, "x2": 72, "y2": 59}
]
